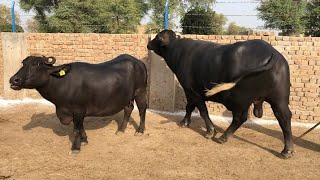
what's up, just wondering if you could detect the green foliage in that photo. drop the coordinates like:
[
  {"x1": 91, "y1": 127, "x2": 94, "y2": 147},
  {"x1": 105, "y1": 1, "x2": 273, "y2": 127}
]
[
  {"x1": 19, "y1": 0, "x2": 147, "y2": 33},
  {"x1": 0, "y1": 24, "x2": 24, "y2": 32},
  {"x1": 257, "y1": 0, "x2": 307, "y2": 36},
  {"x1": 226, "y1": 22, "x2": 251, "y2": 35},
  {"x1": 0, "y1": 5, "x2": 23, "y2": 32},
  {"x1": 305, "y1": 0, "x2": 320, "y2": 37},
  {"x1": 181, "y1": 5, "x2": 226, "y2": 35},
  {"x1": 20, "y1": 0, "x2": 58, "y2": 32},
  {"x1": 27, "y1": 18, "x2": 40, "y2": 33},
  {"x1": 146, "y1": 0, "x2": 216, "y2": 32}
]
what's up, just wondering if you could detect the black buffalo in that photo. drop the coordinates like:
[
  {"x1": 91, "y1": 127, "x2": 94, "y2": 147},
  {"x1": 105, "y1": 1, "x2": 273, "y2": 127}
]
[
  {"x1": 10, "y1": 54, "x2": 147, "y2": 153},
  {"x1": 147, "y1": 30, "x2": 293, "y2": 158}
]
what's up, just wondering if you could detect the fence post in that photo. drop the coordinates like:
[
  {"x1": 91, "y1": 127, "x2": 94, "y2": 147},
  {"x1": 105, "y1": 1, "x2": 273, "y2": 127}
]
[
  {"x1": 164, "y1": 0, "x2": 170, "y2": 30},
  {"x1": 11, "y1": 1, "x2": 16, "y2": 32}
]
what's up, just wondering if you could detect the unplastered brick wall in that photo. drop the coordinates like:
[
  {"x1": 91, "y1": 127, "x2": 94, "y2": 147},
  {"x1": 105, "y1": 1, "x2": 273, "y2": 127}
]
[
  {"x1": 26, "y1": 33, "x2": 149, "y2": 64},
  {"x1": 23, "y1": 33, "x2": 150, "y2": 99},
  {"x1": 0, "y1": 33, "x2": 319, "y2": 123},
  {"x1": 175, "y1": 35, "x2": 320, "y2": 123}
]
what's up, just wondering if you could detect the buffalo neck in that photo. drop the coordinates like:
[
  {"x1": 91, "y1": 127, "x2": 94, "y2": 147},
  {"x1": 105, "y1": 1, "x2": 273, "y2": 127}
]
[
  {"x1": 35, "y1": 76, "x2": 59, "y2": 104},
  {"x1": 161, "y1": 43, "x2": 180, "y2": 74}
]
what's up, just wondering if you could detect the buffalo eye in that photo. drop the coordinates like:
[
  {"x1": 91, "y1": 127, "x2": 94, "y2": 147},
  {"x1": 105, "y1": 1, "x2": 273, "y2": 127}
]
[
  {"x1": 156, "y1": 36, "x2": 163, "y2": 41},
  {"x1": 36, "y1": 62, "x2": 43, "y2": 66}
]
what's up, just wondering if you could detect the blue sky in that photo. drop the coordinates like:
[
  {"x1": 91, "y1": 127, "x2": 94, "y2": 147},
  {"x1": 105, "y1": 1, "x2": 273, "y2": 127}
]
[{"x1": 1, "y1": 0, "x2": 265, "y2": 31}]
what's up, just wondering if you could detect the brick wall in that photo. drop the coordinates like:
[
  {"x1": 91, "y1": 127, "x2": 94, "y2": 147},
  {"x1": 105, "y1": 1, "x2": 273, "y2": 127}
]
[
  {"x1": 26, "y1": 33, "x2": 149, "y2": 63},
  {"x1": 23, "y1": 33, "x2": 150, "y2": 98},
  {"x1": 0, "y1": 33, "x2": 319, "y2": 123},
  {"x1": 175, "y1": 35, "x2": 320, "y2": 123}
]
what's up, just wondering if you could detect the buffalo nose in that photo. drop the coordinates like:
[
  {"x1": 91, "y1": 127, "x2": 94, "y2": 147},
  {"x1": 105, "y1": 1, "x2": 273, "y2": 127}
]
[{"x1": 13, "y1": 77, "x2": 21, "y2": 84}]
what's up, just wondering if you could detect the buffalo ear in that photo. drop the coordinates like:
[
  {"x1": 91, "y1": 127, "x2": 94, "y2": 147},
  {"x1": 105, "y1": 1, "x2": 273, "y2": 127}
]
[{"x1": 49, "y1": 64, "x2": 72, "y2": 78}]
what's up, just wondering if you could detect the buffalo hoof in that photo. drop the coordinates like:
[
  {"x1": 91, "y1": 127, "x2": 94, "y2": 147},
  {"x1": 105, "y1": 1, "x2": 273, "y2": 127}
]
[
  {"x1": 204, "y1": 129, "x2": 217, "y2": 139},
  {"x1": 216, "y1": 136, "x2": 228, "y2": 144},
  {"x1": 81, "y1": 137, "x2": 88, "y2": 146},
  {"x1": 134, "y1": 128, "x2": 144, "y2": 136},
  {"x1": 134, "y1": 131, "x2": 144, "y2": 136},
  {"x1": 179, "y1": 119, "x2": 190, "y2": 127},
  {"x1": 134, "y1": 127, "x2": 144, "y2": 136},
  {"x1": 280, "y1": 150, "x2": 295, "y2": 159},
  {"x1": 81, "y1": 141, "x2": 88, "y2": 146},
  {"x1": 115, "y1": 130, "x2": 125, "y2": 135},
  {"x1": 69, "y1": 150, "x2": 80, "y2": 155}
]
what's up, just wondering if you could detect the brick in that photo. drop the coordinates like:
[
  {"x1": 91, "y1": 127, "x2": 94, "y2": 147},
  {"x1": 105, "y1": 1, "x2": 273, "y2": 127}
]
[{"x1": 291, "y1": 82, "x2": 304, "y2": 88}]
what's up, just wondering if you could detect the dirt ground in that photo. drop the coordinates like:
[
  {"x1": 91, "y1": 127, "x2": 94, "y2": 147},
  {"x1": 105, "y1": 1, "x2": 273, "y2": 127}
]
[{"x1": 0, "y1": 103, "x2": 319, "y2": 180}]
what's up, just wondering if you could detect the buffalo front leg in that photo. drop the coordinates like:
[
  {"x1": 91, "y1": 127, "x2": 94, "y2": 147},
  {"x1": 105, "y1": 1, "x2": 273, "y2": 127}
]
[
  {"x1": 216, "y1": 110, "x2": 248, "y2": 144},
  {"x1": 196, "y1": 101, "x2": 217, "y2": 139},
  {"x1": 180, "y1": 102, "x2": 195, "y2": 127},
  {"x1": 116, "y1": 101, "x2": 134, "y2": 134},
  {"x1": 71, "y1": 113, "x2": 85, "y2": 154}
]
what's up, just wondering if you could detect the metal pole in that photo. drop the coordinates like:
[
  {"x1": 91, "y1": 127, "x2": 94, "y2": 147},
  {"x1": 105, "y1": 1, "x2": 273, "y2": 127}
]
[
  {"x1": 294, "y1": 122, "x2": 320, "y2": 142},
  {"x1": 164, "y1": 0, "x2": 170, "y2": 30},
  {"x1": 11, "y1": 1, "x2": 16, "y2": 32}
]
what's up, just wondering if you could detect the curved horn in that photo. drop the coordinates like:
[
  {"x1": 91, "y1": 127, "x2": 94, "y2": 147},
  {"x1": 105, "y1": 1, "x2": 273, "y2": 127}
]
[{"x1": 45, "y1": 56, "x2": 56, "y2": 65}]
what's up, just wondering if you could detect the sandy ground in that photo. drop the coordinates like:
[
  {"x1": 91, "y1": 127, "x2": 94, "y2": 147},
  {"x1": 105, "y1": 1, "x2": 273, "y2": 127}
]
[{"x1": 0, "y1": 103, "x2": 319, "y2": 180}]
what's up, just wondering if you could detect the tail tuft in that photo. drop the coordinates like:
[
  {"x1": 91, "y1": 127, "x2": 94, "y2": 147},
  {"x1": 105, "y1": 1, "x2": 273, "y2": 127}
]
[{"x1": 205, "y1": 82, "x2": 236, "y2": 97}]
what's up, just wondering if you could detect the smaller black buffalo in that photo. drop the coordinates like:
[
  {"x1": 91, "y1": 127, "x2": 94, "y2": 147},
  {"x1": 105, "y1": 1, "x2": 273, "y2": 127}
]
[
  {"x1": 147, "y1": 30, "x2": 294, "y2": 158},
  {"x1": 10, "y1": 54, "x2": 147, "y2": 153}
]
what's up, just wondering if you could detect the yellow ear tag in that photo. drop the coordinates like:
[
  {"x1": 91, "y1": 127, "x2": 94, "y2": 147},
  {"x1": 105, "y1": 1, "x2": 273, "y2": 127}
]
[{"x1": 59, "y1": 69, "x2": 66, "y2": 76}]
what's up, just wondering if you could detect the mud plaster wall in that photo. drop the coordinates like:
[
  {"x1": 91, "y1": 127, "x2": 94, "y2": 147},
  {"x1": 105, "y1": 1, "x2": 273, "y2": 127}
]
[{"x1": 0, "y1": 33, "x2": 3, "y2": 97}]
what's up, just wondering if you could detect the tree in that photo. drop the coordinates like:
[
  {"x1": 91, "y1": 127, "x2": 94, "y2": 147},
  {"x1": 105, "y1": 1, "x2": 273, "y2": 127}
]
[
  {"x1": 146, "y1": 0, "x2": 216, "y2": 32},
  {"x1": 226, "y1": 22, "x2": 251, "y2": 35},
  {"x1": 27, "y1": 18, "x2": 40, "y2": 32},
  {"x1": 180, "y1": 5, "x2": 226, "y2": 35},
  {"x1": 257, "y1": 0, "x2": 307, "y2": 36},
  {"x1": 20, "y1": 0, "x2": 58, "y2": 32},
  {"x1": 20, "y1": 0, "x2": 148, "y2": 33},
  {"x1": 305, "y1": 0, "x2": 320, "y2": 37},
  {"x1": 0, "y1": 5, "x2": 24, "y2": 32}
]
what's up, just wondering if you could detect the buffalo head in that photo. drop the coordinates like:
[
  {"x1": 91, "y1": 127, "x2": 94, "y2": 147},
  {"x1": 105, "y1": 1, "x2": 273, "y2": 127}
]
[
  {"x1": 147, "y1": 30, "x2": 178, "y2": 57},
  {"x1": 9, "y1": 55, "x2": 71, "y2": 90}
]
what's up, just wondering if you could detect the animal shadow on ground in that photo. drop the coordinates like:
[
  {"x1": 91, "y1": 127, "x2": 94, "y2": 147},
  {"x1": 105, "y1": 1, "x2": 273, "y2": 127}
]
[
  {"x1": 22, "y1": 112, "x2": 139, "y2": 143},
  {"x1": 157, "y1": 110, "x2": 319, "y2": 157}
]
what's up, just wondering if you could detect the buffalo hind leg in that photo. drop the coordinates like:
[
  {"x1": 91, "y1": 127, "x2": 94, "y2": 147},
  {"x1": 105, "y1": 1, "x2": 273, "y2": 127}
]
[
  {"x1": 71, "y1": 113, "x2": 85, "y2": 154},
  {"x1": 216, "y1": 110, "x2": 248, "y2": 144},
  {"x1": 134, "y1": 88, "x2": 147, "y2": 135},
  {"x1": 116, "y1": 101, "x2": 134, "y2": 134},
  {"x1": 271, "y1": 103, "x2": 294, "y2": 159},
  {"x1": 180, "y1": 102, "x2": 195, "y2": 127},
  {"x1": 196, "y1": 101, "x2": 217, "y2": 139}
]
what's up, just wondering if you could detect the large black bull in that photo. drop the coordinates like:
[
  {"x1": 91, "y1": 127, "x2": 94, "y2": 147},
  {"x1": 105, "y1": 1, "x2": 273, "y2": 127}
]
[
  {"x1": 147, "y1": 30, "x2": 293, "y2": 158},
  {"x1": 10, "y1": 54, "x2": 147, "y2": 153}
]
